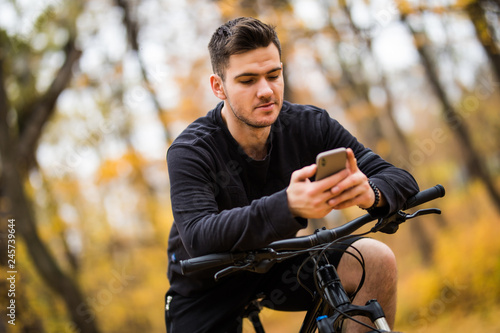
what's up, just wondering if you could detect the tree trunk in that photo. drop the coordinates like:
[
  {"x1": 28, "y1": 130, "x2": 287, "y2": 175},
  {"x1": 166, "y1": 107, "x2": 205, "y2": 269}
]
[
  {"x1": 403, "y1": 15, "x2": 500, "y2": 215},
  {"x1": 378, "y1": 75, "x2": 436, "y2": 264},
  {"x1": 466, "y1": 0, "x2": 500, "y2": 83},
  {"x1": 0, "y1": 43, "x2": 100, "y2": 333}
]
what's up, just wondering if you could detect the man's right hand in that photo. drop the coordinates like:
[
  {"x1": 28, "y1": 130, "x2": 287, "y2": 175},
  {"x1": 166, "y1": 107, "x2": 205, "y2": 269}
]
[{"x1": 286, "y1": 163, "x2": 349, "y2": 219}]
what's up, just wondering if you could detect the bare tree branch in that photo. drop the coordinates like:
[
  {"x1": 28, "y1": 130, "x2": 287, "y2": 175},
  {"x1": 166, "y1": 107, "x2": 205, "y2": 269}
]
[
  {"x1": 17, "y1": 37, "x2": 82, "y2": 172},
  {"x1": 116, "y1": 0, "x2": 173, "y2": 143}
]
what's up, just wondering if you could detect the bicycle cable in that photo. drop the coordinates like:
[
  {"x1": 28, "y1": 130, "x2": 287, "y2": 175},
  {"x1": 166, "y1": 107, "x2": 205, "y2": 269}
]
[
  {"x1": 294, "y1": 235, "x2": 366, "y2": 295},
  {"x1": 316, "y1": 230, "x2": 371, "y2": 298},
  {"x1": 310, "y1": 230, "x2": 387, "y2": 332},
  {"x1": 295, "y1": 241, "x2": 352, "y2": 297}
]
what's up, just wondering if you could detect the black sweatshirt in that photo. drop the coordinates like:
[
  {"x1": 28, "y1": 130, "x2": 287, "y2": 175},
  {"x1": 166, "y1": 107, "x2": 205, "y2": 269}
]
[{"x1": 166, "y1": 101, "x2": 419, "y2": 296}]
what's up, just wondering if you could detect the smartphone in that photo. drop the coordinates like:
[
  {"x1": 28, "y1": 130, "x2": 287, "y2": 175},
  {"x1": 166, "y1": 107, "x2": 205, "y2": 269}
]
[{"x1": 315, "y1": 148, "x2": 347, "y2": 181}]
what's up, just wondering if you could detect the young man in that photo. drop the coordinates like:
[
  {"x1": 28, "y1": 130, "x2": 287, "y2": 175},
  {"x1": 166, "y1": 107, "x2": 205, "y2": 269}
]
[{"x1": 165, "y1": 17, "x2": 419, "y2": 332}]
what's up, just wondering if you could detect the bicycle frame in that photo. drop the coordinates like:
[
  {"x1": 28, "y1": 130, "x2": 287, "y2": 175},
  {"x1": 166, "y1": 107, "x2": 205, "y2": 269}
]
[
  {"x1": 244, "y1": 249, "x2": 392, "y2": 333},
  {"x1": 300, "y1": 262, "x2": 390, "y2": 333}
]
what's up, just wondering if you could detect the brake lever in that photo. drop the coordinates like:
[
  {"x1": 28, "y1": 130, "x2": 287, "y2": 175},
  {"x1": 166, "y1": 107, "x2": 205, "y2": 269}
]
[
  {"x1": 213, "y1": 249, "x2": 278, "y2": 281},
  {"x1": 215, "y1": 263, "x2": 252, "y2": 281},
  {"x1": 406, "y1": 208, "x2": 441, "y2": 219},
  {"x1": 372, "y1": 208, "x2": 442, "y2": 234}
]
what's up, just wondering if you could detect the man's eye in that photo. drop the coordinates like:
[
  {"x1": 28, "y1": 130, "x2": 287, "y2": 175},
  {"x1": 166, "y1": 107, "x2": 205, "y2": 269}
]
[
  {"x1": 268, "y1": 75, "x2": 279, "y2": 80},
  {"x1": 240, "y1": 80, "x2": 253, "y2": 84}
]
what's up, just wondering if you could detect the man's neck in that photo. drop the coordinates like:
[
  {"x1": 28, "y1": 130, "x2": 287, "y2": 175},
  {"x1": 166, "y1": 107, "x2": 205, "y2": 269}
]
[{"x1": 221, "y1": 105, "x2": 271, "y2": 161}]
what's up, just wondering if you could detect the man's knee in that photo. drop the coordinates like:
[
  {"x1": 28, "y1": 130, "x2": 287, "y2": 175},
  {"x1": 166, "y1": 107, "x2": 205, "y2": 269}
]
[
  {"x1": 338, "y1": 238, "x2": 397, "y2": 292},
  {"x1": 356, "y1": 238, "x2": 396, "y2": 274}
]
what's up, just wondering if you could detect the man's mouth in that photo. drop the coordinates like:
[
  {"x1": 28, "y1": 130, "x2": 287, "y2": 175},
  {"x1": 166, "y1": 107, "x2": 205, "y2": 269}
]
[{"x1": 256, "y1": 102, "x2": 275, "y2": 111}]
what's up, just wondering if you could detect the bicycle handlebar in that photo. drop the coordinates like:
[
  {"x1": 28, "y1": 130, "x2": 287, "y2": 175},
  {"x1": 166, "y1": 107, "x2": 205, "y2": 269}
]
[
  {"x1": 402, "y1": 184, "x2": 445, "y2": 210},
  {"x1": 180, "y1": 252, "x2": 248, "y2": 275},
  {"x1": 267, "y1": 184, "x2": 445, "y2": 251},
  {"x1": 181, "y1": 184, "x2": 445, "y2": 275}
]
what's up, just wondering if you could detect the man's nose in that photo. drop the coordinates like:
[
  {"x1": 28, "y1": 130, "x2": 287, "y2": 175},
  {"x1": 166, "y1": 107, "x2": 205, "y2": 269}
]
[{"x1": 256, "y1": 79, "x2": 273, "y2": 99}]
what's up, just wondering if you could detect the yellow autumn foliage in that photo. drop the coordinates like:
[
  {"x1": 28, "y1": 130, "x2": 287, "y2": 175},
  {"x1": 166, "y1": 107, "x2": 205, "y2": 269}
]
[{"x1": 396, "y1": 182, "x2": 500, "y2": 332}]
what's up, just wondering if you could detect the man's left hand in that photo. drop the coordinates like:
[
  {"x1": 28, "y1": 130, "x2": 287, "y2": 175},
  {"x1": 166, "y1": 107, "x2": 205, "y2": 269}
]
[{"x1": 326, "y1": 148, "x2": 386, "y2": 210}]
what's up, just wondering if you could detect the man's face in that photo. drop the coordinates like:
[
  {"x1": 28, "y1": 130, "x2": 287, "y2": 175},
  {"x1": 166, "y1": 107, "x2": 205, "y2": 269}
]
[{"x1": 214, "y1": 43, "x2": 284, "y2": 129}]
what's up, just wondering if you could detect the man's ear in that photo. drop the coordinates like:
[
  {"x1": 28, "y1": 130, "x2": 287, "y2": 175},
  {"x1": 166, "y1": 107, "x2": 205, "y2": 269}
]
[{"x1": 210, "y1": 74, "x2": 226, "y2": 100}]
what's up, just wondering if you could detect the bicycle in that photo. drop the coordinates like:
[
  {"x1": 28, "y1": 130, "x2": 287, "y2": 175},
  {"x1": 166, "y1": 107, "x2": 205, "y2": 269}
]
[{"x1": 180, "y1": 184, "x2": 446, "y2": 332}]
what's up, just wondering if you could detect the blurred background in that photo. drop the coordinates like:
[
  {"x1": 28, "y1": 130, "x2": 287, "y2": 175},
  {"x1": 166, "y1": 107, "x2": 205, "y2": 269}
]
[{"x1": 0, "y1": 0, "x2": 499, "y2": 332}]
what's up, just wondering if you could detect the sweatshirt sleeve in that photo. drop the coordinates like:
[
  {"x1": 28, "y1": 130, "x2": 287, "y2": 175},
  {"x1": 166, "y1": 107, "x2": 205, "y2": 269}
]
[{"x1": 167, "y1": 144, "x2": 305, "y2": 258}]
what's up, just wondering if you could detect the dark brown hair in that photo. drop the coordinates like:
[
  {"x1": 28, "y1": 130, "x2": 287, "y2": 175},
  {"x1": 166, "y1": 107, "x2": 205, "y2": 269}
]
[{"x1": 208, "y1": 17, "x2": 282, "y2": 80}]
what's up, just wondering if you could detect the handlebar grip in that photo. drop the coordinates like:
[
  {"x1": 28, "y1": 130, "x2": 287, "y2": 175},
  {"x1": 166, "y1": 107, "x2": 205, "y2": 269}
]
[
  {"x1": 180, "y1": 253, "x2": 241, "y2": 275},
  {"x1": 268, "y1": 234, "x2": 318, "y2": 251},
  {"x1": 403, "y1": 184, "x2": 445, "y2": 210}
]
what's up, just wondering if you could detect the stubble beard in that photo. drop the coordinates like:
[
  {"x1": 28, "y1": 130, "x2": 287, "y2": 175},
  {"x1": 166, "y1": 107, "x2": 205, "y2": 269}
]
[{"x1": 225, "y1": 96, "x2": 279, "y2": 129}]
